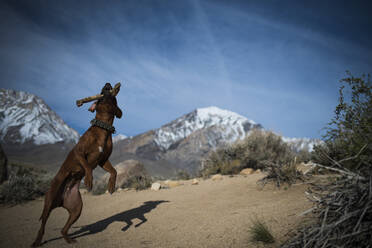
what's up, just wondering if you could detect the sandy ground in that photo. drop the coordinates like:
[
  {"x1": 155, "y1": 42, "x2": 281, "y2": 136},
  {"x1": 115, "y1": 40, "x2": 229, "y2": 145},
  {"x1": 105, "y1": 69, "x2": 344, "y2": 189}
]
[{"x1": 0, "y1": 173, "x2": 312, "y2": 248}]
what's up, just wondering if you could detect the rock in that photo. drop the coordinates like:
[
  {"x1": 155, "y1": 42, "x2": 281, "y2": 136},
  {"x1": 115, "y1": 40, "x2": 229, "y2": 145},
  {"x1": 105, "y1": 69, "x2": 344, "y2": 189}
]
[
  {"x1": 240, "y1": 168, "x2": 254, "y2": 175},
  {"x1": 255, "y1": 169, "x2": 261, "y2": 174},
  {"x1": 0, "y1": 144, "x2": 8, "y2": 184},
  {"x1": 191, "y1": 178, "x2": 199, "y2": 185},
  {"x1": 95, "y1": 160, "x2": 151, "y2": 191},
  {"x1": 211, "y1": 174, "x2": 223, "y2": 181},
  {"x1": 151, "y1": 182, "x2": 161, "y2": 191}
]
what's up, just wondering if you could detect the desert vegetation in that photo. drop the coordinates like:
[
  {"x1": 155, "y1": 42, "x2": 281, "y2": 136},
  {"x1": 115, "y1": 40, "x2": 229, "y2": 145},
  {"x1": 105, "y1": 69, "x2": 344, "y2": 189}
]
[
  {"x1": 93, "y1": 160, "x2": 152, "y2": 195},
  {"x1": 249, "y1": 217, "x2": 276, "y2": 244},
  {"x1": 0, "y1": 163, "x2": 52, "y2": 204},
  {"x1": 200, "y1": 129, "x2": 305, "y2": 187},
  {"x1": 282, "y1": 72, "x2": 372, "y2": 247}
]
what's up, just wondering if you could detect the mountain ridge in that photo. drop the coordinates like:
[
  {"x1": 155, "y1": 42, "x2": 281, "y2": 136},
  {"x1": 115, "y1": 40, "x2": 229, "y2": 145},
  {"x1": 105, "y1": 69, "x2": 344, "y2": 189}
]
[
  {"x1": 0, "y1": 89, "x2": 79, "y2": 145},
  {"x1": 1, "y1": 89, "x2": 321, "y2": 176}
]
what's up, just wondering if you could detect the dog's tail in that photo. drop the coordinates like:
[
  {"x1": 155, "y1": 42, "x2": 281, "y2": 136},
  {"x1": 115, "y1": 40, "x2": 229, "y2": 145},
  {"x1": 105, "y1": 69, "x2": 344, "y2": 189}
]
[{"x1": 39, "y1": 170, "x2": 70, "y2": 221}]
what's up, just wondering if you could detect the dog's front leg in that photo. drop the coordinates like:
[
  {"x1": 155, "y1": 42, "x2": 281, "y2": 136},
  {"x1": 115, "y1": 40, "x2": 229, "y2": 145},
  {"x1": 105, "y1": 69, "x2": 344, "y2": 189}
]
[
  {"x1": 100, "y1": 160, "x2": 117, "y2": 194},
  {"x1": 75, "y1": 154, "x2": 94, "y2": 190}
]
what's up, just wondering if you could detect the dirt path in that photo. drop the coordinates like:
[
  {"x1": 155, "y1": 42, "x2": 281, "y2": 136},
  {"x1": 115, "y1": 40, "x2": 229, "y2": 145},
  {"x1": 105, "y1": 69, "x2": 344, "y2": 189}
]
[{"x1": 0, "y1": 174, "x2": 312, "y2": 248}]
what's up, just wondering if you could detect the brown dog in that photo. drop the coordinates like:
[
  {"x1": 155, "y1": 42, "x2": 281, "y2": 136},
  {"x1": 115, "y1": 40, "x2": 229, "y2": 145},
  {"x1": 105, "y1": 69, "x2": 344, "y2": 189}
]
[{"x1": 32, "y1": 83, "x2": 122, "y2": 247}]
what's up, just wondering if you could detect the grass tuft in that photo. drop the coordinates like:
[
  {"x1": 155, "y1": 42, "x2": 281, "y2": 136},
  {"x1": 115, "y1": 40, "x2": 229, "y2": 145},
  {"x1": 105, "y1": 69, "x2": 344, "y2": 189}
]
[{"x1": 249, "y1": 218, "x2": 275, "y2": 244}]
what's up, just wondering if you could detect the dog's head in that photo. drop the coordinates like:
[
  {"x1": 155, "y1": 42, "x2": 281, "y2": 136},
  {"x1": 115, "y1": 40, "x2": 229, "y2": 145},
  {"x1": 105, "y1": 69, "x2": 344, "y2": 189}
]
[{"x1": 88, "y1": 83, "x2": 122, "y2": 119}]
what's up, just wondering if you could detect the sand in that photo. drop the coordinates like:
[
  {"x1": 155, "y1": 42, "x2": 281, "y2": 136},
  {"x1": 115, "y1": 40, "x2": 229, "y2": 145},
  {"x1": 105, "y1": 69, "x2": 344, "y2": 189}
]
[{"x1": 0, "y1": 173, "x2": 312, "y2": 248}]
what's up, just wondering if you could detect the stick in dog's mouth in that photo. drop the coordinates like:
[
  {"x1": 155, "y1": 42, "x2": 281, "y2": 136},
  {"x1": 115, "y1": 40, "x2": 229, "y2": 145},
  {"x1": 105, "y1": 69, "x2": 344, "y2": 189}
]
[{"x1": 76, "y1": 82, "x2": 121, "y2": 107}]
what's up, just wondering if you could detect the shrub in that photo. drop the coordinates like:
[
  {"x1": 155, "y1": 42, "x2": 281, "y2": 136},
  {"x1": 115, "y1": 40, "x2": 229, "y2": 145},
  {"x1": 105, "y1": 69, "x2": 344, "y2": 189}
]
[
  {"x1": 249, "y1": 218, "x2": 275, "y2": 244},
  {"x1": 92, "y1": 181, "x2": 107, "y2": 195},
  {"x1": 320, "y1": 72, "x2": 372, "y2": 172},
  {"x1": 0, "y1": 164, "x2": 51, "y2": 204},
  {"x1": 175, "y1": 170, "x2": 191, "y2": 180},
  {"x1": 283, "y1": 72, "x2": 372, "y2": 247},
  {"x1": 257, "y1": 159, "x2": 304, "y2": 188},
  {"x1": 120, "y1": 174, "x2": 152, "y2": 191},
  {"x1": 296, "y1": 148, "x2": 312, "y2": 163},
  {"x1": 200, "y1": 130, "x2": 295, "y2": 177}
]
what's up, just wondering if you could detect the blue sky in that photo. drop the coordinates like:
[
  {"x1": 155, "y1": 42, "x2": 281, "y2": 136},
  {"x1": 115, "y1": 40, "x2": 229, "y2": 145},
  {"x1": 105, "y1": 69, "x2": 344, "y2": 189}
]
[{"x1": 0, "y1": 0, "x2": 371, "y2": 139}]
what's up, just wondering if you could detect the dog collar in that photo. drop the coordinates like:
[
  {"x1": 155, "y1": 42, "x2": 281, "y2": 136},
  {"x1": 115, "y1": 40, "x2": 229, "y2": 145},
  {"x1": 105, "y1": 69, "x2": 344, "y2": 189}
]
[{"x1": 90, "y1": 118, "x2": 116, "y2": 134}]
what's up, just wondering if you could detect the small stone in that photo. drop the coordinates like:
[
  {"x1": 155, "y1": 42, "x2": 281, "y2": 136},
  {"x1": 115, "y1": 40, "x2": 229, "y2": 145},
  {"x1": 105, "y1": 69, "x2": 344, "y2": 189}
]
[
  {"x1": 240, "y1": 168, "x2": 254, "y2": 175},
  {"x1": 151, "y1": 182, "x2": 161, "y2": 191},
  {"x1": 211, "y1": 174, "x2": 223, "y2": 181},
  {"x1": 191, "y1": 178, "x2": 199, "y2": 185}
]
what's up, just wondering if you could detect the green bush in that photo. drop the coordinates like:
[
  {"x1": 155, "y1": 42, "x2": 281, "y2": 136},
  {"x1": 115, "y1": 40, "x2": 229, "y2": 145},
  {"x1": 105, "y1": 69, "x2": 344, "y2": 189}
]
[
  {"x1": 201, "y1": 130, "x2": 295, "y2": 177},
  {"x1": 283, "y1": 73, "x2": 372, "y2": 248},
  {"x1": 318, "y1": 72, "x2": 372, "y2": 172}
]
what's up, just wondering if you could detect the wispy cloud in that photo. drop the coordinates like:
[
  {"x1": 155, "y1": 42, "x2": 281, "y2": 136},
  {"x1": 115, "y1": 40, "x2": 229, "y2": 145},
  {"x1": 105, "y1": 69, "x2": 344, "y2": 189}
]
[{"x1": 0, "y1": 0, "x2": 371, "y2": 138}]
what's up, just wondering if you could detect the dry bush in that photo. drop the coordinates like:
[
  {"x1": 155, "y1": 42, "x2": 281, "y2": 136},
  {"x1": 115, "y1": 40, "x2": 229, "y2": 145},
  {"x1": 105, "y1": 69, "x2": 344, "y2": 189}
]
[
  {"x1": 175, "y1": 170, "x2": 191, "y2": 180},
  {"x1": 282, "y1": 173, "x2": 372, "y2": 248},
  {"x1": 120, "y1": 174, "x2": 152, "y2": 190},
  {"x1": 0, "y1": 163, "x2": 51, "y2": 204},
  {"x1": 258, "y1": 159, "x2": 305, "y2": 188},
  {"x1": 201, "y1": 130, "x2": 295, "y2": 177}
]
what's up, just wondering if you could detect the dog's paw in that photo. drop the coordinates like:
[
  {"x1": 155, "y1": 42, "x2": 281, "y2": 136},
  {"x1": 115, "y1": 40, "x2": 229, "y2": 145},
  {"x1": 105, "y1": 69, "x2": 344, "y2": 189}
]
[
  {"x1": 108, "y1": 179, "x2": 116, "y2": 194},
  {"x1": 108, "y1": 184, "x2": 115, "y2": 194}
]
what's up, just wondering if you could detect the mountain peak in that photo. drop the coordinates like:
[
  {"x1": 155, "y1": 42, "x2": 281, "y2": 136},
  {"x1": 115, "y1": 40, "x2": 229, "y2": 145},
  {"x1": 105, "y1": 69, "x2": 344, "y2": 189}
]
[
  {"x1": 154, "y1": 106, "x2": 262, "y2": 150},
  {"x1": 113, "y1": 134, "x2": 128, "y2": 143},
  {"x1": 0, "y1": 89, "x2": 79, "y2": 145},
  {"x1": 196, "y1": 106, "x2": 257, "y2": 125}
]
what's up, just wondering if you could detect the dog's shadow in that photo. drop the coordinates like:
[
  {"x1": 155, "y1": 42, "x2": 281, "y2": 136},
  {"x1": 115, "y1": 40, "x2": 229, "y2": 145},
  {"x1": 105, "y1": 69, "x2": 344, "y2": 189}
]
[{"x1": 44, "y1": 200, "x2": 169, "y2": 244}]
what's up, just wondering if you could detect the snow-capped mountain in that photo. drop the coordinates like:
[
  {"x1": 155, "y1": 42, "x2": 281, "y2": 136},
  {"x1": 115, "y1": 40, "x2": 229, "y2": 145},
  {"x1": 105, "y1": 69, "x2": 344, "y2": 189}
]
[
  {"x1": 282, "y1": 137, "x2": 323, "y2": 152},
  {"x1": 111, "y1": 106, "x2": 322, "y2": 177},
  {"x1": 111, "y1": 106, "x2": 263, "y2": 176},
  {"x1": 0, "y1": 89, "x2": 79, "y2": 145},
  {"x1": 154, "y1": 106, "x2": 262, "y2": 150},
  {"x1": 113, "y1": 134, "x2": 127, "y2": 143}
]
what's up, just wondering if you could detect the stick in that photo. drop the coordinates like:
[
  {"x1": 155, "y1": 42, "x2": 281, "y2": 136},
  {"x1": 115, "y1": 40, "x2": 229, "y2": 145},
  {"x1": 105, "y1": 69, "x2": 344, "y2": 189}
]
[{"x1": 76, "y1": 82, "x2": 121, "y2": 107}]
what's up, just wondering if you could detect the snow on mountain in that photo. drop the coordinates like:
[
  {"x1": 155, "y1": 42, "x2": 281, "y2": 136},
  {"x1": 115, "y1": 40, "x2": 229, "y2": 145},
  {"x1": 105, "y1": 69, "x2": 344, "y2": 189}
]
[
  {"x1": 0, "y1": 89, "x2": 79, "y2": 145},
  {"x1": 113, "y1": 134, "x2": 127, "y2": 143},
  {"x1": 154, "y1": 106, "x2": 262, "y2": 150},
  {"x1": 282, "y1": 137, "x2": 323, "y2": 152}
]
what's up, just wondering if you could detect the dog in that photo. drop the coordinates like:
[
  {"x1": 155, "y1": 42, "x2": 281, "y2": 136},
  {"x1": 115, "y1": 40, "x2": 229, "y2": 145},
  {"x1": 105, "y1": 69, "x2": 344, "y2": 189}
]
[{"x1": 32, "y1": 83, "x2": 122, "y2": 247}]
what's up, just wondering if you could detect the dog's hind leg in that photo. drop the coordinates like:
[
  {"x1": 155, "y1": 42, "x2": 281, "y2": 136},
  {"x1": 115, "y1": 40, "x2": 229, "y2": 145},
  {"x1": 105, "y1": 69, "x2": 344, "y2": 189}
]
[
  {"x1": 61, "y1": 180, "x2": 83, "y2": 244},
  {"x1": 32, "y1": 175, "x2": 66, "y2": 247}
]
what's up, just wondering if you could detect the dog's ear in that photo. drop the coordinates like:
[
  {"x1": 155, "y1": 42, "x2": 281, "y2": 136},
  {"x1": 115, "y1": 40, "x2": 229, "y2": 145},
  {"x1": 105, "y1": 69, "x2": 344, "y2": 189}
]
[
  {"x1": 88, "y1": 101, "x2": 97, "y2": 112},
  {"x1": 115, "y1": 106, "x2": 122, "y2": 119}
]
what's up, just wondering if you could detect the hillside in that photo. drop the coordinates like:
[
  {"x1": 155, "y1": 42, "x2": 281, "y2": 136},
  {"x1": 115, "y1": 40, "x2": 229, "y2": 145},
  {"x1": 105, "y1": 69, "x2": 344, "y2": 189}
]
[
  {"x1": 110, "y1": 107, "x2": 263, "y2": 177},
  {"x1": 0, "y1": 89, "x2": 79, "y2": 171}
]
